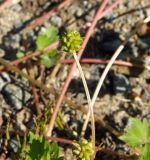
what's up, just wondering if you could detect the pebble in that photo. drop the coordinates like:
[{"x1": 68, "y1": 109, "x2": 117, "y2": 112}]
[
  {"x1": 16, "y1": 108, "x2": 31, "y2": 131},
  {"x1": 144, "y1": 56, "x2": 150, "y2": 67},
  {"x1": 76, "y1": 7, "x2": 84, "y2": 17},
  {"x1": 50, "y1": 15, "x2": 62, "y2": 27},
  {"x1": 112, "y1": 73, "x2": 131, "y2": 95},
  {"x1": 4, "y1": 34, "x2": 21, "y2": 49},
  {"x1": 138, "y1": 37, "x2": 150, "y2": 50},
  {"x1": 2, "y1": 84, "x2": 31, "y2": 110},
  {"x1": 0, "y1": 73, "x2": 11, "y2": 91},
  {"x1": 10, "y1": 138, "x2": 18, "y2": 153},
  {"x1": 0, "y1": 48, "x2": 5, "y2": 58}
]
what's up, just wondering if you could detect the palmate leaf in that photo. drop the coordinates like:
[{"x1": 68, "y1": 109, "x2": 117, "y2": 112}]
[
  {"x1": 16, "y1": 51, "x2": 25, "y2": 58},
  {"x1": 40, "y1": 49, "x2": 58, "y2": 68},
  {"x1": 26, "y1": 132, "x2": 64, "y2": 160},
  {"x1": 36, "y1": 34, "x2": 50, "y2": 51},
  {"x1": 36, "y1": 26, "x2": 59, "y2": 51},
  {"x1": 120, "y1": 118, "x2": 150, "y2": 147},
  {"x1": 139, "y1": 144, "x2": 150, "y2": 160},
  {"x1": 44, "y1": 26, "x2": 59, "y2": 44}
]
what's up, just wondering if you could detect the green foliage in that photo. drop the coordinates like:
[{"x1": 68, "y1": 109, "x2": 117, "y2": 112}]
[
  {"x1": 36, "y1": 26, "x2": 59, "y2": 68},
  {"x1": 6, "y1": 120, "x2": 10, "y2": 141},
  {"x1": 15, "y1": 27, "x2": 59, "y2": 68},
  {"x1": 73, "y1": 138, "x2": 94, "y2": 160},
  {"x1": 139, "y1": 144, "x2": 150, "y2": 160},
  {"x1": 36, "y1": 34, "x2": 51, "y2": 51},
  {"x1": 37, "y1": 102, "x2": 65, "y2": 132},
  {"x1": 16, "y1": 132, "x2": 64, "y2": 160},
  {"x1": 62, "y1": 30, "x2": 83, "y2": 53},
  {"x1": 36, "y1": 26, "x2": 59, "y2": 51},
  {"x1": 120, "y1": 118, "x2": 150, "y2": 160},
  {"x1": 16, "y1": 51, "x2": 25, "y2": 58},
  {"x1": 40, "y1": 49, "x2": 58, "y2": 68}
]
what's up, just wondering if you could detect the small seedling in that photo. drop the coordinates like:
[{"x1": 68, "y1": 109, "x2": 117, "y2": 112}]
[
  {"x1": 36, "y1": 26, "x2": 59, "y2": 68},
  {"x1": 16, "y1": 132, "x2": 64, "y2": 160},
  {"x1": 37, "y1": 102, "x2": 65, "y2": 133},
  {"x1": 120, "y1": 118, "x2": 150, "y2": 160},
  {"x1": 16, "y1": 26, "x2": 59, "y2": 68}
]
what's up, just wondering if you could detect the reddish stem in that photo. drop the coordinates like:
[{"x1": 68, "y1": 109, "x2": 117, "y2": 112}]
[
  {"x1": 0, "y1": 41, "x2": 59, "y2": 72},
  {"x1": 46, "y1": 136, "x2": 73, "y2": 145},
  {"x1": 32, "y1": 87, "x2": 42, "y2": 115},
  {"x1": 0, "y1": 128, "x2": 73, "y2": 144},
  {"x1": 0, "y1": 0, "x2": 12, "y2": 13},
  {"x1": 45, "y1": 0, "x2": 121, "y2": 137},
  {"x1": 24, "y1": 0, "x2": 70, "y2": 32},
  {"x1": 60, "y1": 58, "x2": 143, "y2": 68}
]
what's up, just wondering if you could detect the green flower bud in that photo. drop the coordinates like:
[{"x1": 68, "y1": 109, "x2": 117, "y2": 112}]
[
  {"x1": 73, "y1": 138, "x2": 94, "y2": 160},
  {"x1": 62, "y1": 30, "x2": 83, "y2": 53}
]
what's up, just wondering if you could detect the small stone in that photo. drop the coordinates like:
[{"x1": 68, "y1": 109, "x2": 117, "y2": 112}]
[
  {"x1": 76, "y1": 7, "x2": 84, "y2": 17},
  {"x1": 12, "y1": 0, "x2": 21, "y2": 4},
  {"x1": 144, "y1": 56, "x2": 150, "y2": 68},
  {"x1": 0, "y1": 48, "x2": 5, "y2": 58},
  {"x1": 16, "y1": 108, "x2": 31, "y2": 131},
  {"x1": 0, "y1": 73, "x2": 11, "y2": 91},
  {"x1": 50, "y1": 15, "x2": 62, "y2": 27},
  {"x1": 2, "y1": 84, "x2": 31, "y2": 110},
  {"x1": 10, "y1": 138, "x2": 18, "y2": 153},
  {"x1": 112, "y1": 74, "x2": 131, "y2": 95}
]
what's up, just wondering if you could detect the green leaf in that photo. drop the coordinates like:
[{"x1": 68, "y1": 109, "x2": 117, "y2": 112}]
[
  {"x1": 49, "y1": 49, "x2": 57, "y2": 57},
  {"x1": 50, "y1": 142, "x2": 59, "y2": 158},
  {"x1": 36, "y1": 26, "x2": 59, "y2": 51},
  {"x1": 16, "y1": 51, "x2": 25, "y2": 58},
  {"x1": 139, "y1": 144, "x2": 150, "y2": 160},
  {"x1": 44, "y1": 26, "x2": 59, "y2": 44},
  {"x1": 40, "y1": 50, "x2": 58, "y2": 68},
  {"x1": 17, "y1": 132, "x2": 64, "y2": 160},
  {"x1": 36, "y1": 34, "x2": 51, "y2": 51},
  {"x1": 120, "y1": 118, "x2": 150, "y2": 147}
]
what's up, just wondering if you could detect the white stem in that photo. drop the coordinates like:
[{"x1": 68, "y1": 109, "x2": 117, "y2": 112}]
[
  {"x1": 82, "y1": 45, "x2": 124, "y2": 132},
  {"x1": 82, "y1": 15, "x2": 150, "y2": 132},
  {"x1": 73, "y1": 52, "x2": 95, "y2": 152}
]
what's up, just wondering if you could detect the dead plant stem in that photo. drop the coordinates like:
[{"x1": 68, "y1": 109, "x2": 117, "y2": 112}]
[
  {"x1": 73, "y1": 52, "x2": 95, "y2": 153},
  {"x1": 82, "y1": 16, "x2": 150, "y2": 131}
]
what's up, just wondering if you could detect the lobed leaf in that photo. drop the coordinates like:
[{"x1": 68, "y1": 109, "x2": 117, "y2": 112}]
[
  {"x1": 120, "y1": 118, "x2": 150, "y2": 147},
  {"x1": 139, "y1": 144, "x2": 150, "y2": 160},
  {"x1": 36, "y1": 26, "x2": 59, "y2": 51},
  {"x1": 40, "y1": 49, "x2": 58, "y2": 68}
]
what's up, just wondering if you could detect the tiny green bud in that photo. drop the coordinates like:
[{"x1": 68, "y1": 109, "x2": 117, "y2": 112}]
[
  {"x1": 62, "y1": 30, "x2": 83, "y2": 53},
  {"x1": 73, "y1": 138, "x2": 94, "y2": 160}
]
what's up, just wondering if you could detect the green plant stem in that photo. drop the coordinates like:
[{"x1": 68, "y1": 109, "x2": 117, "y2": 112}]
[{"x1": 73, "y1": 52, "x2": 95, "y2": 156}]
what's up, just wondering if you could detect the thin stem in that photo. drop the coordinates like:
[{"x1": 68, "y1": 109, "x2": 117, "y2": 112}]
[
  {"x1": 73, "y1": 52, "x2": 95, "y2": 154},
  {"x1": 45, "y1": 0, "x2": 120, "y2": 139},
  {"x1": 24, "y1": 0, "x2": 70, "y2": 32},
  {"x1": 60, "y1": 58, "x2": 145, "y2": 69},
  {"x1": 0, "y1": 0, "x2": 12, "y2": 13},
  {"x1": 82, "y1": 15, "x2": 150, "y2": 131},
  {"x1": 0, "y1": 41, "x2": 59, "y2": 72}
]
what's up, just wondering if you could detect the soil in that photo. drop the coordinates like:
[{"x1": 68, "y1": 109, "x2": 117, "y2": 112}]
[{"x1": 0, "y1": 0, "x2": 150, "y2": 159}]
